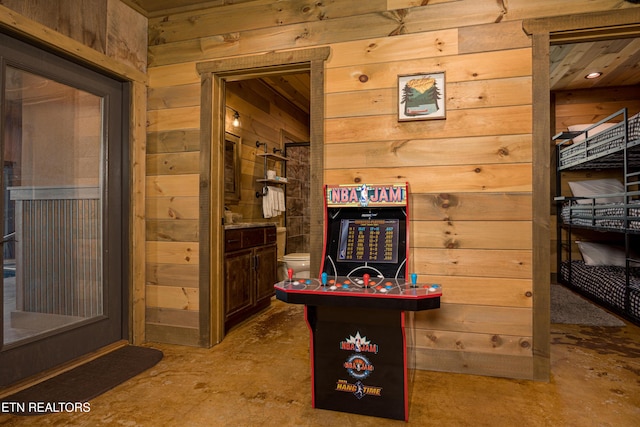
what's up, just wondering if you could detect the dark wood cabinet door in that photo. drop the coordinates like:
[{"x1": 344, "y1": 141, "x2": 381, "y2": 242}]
[
  {"x1": 255, "y1": 244, "x2": 277, "y2": 303},
  {"x1": 223, "y1": 226, "x2": 277, "y2": 331},
  {"x1": 224, "y1": 249, "x2": 254, "y2": 318}
]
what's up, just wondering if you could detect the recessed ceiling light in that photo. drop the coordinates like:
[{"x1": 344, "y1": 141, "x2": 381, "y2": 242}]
[{"x1": 585, "y1": 71, "x2": 603, "y2": 79}]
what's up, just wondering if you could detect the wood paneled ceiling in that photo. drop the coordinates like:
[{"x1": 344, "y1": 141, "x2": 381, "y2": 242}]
[
  {"x1": 550, "y1": 37, "x2": 640, "y2": 91},
  {"x1": 260, "y1": 73, "x2": 310, "y2": 114}
]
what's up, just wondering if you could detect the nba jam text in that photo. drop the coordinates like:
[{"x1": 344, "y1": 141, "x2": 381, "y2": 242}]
[{"x1": 327, "y1": 184, "x2": 406, "y2": 207}]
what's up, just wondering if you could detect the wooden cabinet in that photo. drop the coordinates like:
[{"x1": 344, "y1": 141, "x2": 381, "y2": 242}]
[{"x1": 224, "y1": 225, "x2": 277, "y2": 331}]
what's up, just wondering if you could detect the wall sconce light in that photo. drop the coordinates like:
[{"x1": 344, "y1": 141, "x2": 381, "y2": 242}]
[{"x1": 226, "y1": 106, "x2": 241, "y2": 127}]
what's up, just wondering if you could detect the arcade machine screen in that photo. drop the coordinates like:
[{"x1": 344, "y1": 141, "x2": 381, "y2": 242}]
[{"x1": 337, "y1": 218, "x2": 399, "y2": 264}]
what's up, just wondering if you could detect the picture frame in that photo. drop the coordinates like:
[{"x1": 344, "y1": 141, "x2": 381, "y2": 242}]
[{"x1": 398, "y1": 72, "x2": 446, "y2": 121}]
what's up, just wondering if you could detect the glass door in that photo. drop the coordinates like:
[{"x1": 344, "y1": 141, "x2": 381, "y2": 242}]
[{"x1": 0, "y1": 33, "x2": 127, "y2": 386}]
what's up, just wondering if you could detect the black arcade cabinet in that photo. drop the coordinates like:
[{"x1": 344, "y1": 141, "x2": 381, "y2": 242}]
[{"x1": 274, "y1": 183, "x2": 441, "y2": 421}]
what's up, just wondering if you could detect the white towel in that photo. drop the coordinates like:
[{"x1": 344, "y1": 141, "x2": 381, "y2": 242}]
[
  {"x1": 263, "y1": 186, "x2": 285, "y2": 218},
  {"x1": 262, "y1": 187, "x2": 273, "y2": 218}
]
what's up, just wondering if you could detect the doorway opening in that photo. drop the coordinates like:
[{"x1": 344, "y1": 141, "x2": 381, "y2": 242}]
[
  {"x1": 549, "y1": 35, "x2": 640, "y2": 326},
  {"x1": 222, "y1": 75, "x2": 310, "y2": 242},
  {"x1": 196, "y1": 47, "x2": 330, "y2": 346},
  {"x1": 524, "y1": 8, "x2": 640, "y2": 380}
]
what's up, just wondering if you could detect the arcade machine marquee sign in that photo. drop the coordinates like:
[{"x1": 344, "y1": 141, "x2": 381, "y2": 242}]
[{"x1": 325, "y1": 183, "x2": 407, "y2": 207}]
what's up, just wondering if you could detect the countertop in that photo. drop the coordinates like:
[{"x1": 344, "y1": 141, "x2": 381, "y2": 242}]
[{"x1": 224, "y1": 222, "x2": 277, "y2": 230}]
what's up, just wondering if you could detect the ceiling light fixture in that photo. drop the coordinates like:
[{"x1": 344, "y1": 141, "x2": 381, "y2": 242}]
[
  {"x1": 585, "y1": 71, "x2": 603, "y2": 79},
  {"x1": 226, "y1": 106, "x2": 241, "y2": 127}
]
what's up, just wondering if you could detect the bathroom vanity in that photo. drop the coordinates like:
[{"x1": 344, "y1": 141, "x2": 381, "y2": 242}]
[{"x1": 223, "y1": 223, "x2": 277, "y2": 331}]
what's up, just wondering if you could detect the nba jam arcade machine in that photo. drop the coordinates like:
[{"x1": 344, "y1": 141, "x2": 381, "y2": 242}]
[{"x1": 274, "y1": 183, "x2": 442, "y2": 421}]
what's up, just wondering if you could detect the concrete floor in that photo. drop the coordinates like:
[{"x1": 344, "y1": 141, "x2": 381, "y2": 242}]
[{"x1": 1, "y1": 299, "x2": 639, "y2": 426}]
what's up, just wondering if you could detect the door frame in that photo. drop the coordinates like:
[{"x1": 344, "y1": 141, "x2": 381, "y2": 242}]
[
  {"x1": 196, "y1": 47, "x2": 330, "y2": 346},
  {"x1": 0, "y1": 31, "x2": 130, "y2": 386},
  {"x1": 523, "y1": 7, "x2": 640, "y2": 381}
]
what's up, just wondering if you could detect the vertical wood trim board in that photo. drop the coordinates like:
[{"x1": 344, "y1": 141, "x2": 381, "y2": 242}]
[
  {"x1": 530, "y1": 31, "x2": 551, "y2": 382},
  {"x1": 130, "y1": 80, "x2": 147, "y2": 345},
  {"x1": 199, "y1": 72, "x2": 214, "y2": 347},
  {"x1": 309, "y1": 58, "x2": 325, "y2": 275}
]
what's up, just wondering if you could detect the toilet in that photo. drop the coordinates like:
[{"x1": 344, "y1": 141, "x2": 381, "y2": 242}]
[
  {"x1": 276, "y1": 227, "x2": 311, "y2": 279},
  {"x1": 282, "y1": 252, "x2": 311, "y2": 278}
]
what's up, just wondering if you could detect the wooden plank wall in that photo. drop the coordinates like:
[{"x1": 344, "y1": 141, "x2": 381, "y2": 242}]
[
  {"x1": 551, "y1": 86, "x2": 640, "y2": 274},
  {"x1": 145, "y1": 0, "x2": 639, "y2": 377}
]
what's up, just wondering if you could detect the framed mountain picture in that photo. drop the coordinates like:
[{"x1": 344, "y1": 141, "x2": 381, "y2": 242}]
[{"x1": 398, "y1": 72, "x2": 446, "y2": 121}]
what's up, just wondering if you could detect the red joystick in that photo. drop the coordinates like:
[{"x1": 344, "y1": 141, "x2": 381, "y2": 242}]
[
  {"x1": 287, "y1": 268, "x2": 294, "y2": 281},
  {"x1": 363, "y1": 273, "x2": 370, "y2": 287}
]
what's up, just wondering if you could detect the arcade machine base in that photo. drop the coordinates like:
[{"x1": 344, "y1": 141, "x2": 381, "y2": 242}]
[{"x1": 308, "y1": 305, "x2": 405, "y2": 420}]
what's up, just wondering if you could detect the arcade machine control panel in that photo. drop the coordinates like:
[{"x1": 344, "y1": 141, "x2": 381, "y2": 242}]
[{"x1": 275, "y1": 270, "x2": 442, "y2": 311}]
